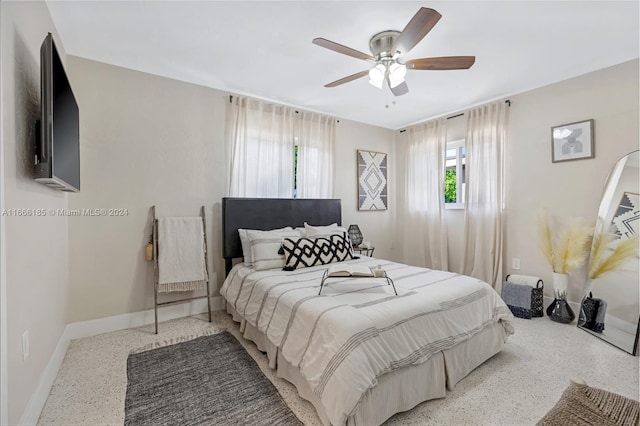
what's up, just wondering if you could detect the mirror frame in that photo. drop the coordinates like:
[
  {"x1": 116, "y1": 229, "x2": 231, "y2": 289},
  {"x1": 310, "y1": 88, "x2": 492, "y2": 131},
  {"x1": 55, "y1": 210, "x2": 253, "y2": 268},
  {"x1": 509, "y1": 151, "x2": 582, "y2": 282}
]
[{"x1": 578, "y1": 150, "x2": 639, "y2": 356}]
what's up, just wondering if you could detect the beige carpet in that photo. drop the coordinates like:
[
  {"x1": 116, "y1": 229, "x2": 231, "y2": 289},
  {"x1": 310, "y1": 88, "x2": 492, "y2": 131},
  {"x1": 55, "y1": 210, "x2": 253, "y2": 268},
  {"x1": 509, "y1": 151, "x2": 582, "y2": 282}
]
[{"x1": 38, "y1": 311, "x2": 639, "y2": 425}]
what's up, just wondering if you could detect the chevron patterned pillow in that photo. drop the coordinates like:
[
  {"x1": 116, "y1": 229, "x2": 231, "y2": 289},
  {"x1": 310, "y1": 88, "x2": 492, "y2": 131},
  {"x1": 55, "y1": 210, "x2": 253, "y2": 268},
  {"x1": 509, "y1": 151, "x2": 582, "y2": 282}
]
[{"x1": 282, "y1": 233, "x2": 355, "y2": 271}]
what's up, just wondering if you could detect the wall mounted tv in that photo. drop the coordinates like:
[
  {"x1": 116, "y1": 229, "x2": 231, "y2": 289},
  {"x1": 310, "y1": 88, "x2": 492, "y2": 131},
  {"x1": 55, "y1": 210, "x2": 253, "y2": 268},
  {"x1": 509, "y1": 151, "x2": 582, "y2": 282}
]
[{"x1": 34, "y1": 33, "x2": 80, "y2": 192}]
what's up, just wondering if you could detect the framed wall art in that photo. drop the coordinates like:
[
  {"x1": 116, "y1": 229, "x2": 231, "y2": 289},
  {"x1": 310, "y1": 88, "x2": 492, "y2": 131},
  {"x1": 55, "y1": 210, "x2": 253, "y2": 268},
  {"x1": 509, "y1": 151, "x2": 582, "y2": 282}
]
[
  {"x1": 357, "y1": 150, "x2": 388, "y2": 211},
  {"x1": 610, "y1": 191, "x2": 639, "y2": 244},
  {"x1": 551, "y1": 119, "x2": 594, "y2": 163}
]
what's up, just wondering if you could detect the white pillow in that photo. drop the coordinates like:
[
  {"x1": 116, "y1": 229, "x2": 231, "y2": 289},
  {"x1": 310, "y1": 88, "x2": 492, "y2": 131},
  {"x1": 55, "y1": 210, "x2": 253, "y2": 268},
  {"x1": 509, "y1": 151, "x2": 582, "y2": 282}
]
[
  {"x1": 239, "y1": 227, "x2": 292, "y2": 267},
  {"x1": 246, "y1": 229, "x2": 300, "y2": 271},
  {"x1": 304, "y1": 222, "x2": 347, "y2": 238}
]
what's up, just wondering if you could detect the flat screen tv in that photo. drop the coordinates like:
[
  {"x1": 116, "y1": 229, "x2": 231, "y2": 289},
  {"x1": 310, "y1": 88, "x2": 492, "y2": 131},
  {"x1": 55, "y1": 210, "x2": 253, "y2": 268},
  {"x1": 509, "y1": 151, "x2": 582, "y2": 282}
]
[{"x1": 34, "y1": 33, "x2": 80, "y2": 192}]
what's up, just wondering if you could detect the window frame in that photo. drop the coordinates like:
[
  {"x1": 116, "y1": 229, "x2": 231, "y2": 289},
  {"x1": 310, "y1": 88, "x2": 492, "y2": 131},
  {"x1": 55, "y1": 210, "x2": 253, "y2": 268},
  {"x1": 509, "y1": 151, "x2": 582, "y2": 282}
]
[
  {"x1": 293, "y1": 141, "x2": 298, "y2": 198},
  {"x1": 444, "y1": 139, "x2": 466, "y2": 210}
]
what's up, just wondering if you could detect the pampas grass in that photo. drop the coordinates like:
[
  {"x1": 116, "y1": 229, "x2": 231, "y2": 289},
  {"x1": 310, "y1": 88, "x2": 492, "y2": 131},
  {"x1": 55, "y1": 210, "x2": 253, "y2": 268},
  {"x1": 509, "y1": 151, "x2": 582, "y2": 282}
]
[
  {"x1": 537, "y1": 209, "x2": 593, "y2": 274},
  {"x1": 537, "y1": 209, "x2": 555, "y2": 269},
  {"x1": 588, "y1": 228, "x2": 639, "y2": 279}
]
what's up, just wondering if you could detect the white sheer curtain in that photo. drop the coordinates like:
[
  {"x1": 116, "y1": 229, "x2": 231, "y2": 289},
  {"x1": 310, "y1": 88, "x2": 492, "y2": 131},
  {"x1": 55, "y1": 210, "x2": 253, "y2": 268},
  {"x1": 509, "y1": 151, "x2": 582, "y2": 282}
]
[
  {"x1": 460, "y1": 101, "x2": 509, "y2": 289},
  {"x1": 296, "y1": 112, "x2": 335, "y2": 198},
  {"x1": 402, "y1": 118, "x2": 448, "y2": 270},
  {"x1": 226, "y1": 96, "x2": 335, "y2": 198}
]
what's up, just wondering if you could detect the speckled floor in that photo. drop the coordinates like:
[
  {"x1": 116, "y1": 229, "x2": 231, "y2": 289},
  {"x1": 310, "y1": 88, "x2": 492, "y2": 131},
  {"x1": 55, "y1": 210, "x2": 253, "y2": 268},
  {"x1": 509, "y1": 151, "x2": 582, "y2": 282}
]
[{"x1": 38, "y1": 312, "x2": 639, "y2": 425}]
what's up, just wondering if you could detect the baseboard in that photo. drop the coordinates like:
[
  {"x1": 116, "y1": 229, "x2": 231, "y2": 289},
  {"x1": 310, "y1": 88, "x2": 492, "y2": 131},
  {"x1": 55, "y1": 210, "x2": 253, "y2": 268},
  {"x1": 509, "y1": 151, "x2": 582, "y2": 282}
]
[
  {"x1": 19, "y1": 332, "x2": 70, "y2": 425},
  {"x1": 65, "y1": 296, "x2": 223, "y2": 341},
  {"x1": 606, "y1": 314, "x2": 637, "y2": 335},
  {"x1": 19, "y1": 296, "x2": 223, "y2": 425}
]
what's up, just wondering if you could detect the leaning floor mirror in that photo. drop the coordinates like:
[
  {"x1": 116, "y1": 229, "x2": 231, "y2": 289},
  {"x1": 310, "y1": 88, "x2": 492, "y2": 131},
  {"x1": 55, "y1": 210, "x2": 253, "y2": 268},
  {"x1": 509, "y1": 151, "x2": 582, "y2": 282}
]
[{"x1": 579, "y1": 150, "x2": 639, "y2": 355}]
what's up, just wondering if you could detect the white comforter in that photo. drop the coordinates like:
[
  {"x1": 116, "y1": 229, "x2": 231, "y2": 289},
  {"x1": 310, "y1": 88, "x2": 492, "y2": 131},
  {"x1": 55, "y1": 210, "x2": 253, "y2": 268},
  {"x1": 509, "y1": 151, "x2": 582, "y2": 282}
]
[{"x1": 221, "y1": 257, "x2": 515, "y2": 425}]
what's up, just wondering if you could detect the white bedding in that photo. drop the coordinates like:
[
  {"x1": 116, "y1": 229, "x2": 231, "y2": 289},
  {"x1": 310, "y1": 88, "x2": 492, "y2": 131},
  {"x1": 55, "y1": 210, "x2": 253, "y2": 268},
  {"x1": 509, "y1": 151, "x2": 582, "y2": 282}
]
[{"x1": 221, "y1": 257, "x2": 515, "y2": 425}]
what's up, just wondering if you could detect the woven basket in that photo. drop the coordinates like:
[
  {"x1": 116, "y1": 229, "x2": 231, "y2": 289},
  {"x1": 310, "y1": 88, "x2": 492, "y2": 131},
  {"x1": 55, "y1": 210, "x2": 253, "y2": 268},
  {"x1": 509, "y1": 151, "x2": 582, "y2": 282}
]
[
  {"x1": 504, "y1": 275, "x2": 544, "y2": 319},
  {"x1": 537, "y1": 380, "x2": 639, "y2": 426}
]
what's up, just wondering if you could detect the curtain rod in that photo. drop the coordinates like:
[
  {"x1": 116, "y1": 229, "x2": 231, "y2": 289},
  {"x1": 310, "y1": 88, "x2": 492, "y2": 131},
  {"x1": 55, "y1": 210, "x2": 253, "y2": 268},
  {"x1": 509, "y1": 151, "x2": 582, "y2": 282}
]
[
  {"x1": 399, "y1": 99, "x2": 511, "y2": 132},
  {"x1": 228, "y1": 95, "x2": 339, "y2": 122}
]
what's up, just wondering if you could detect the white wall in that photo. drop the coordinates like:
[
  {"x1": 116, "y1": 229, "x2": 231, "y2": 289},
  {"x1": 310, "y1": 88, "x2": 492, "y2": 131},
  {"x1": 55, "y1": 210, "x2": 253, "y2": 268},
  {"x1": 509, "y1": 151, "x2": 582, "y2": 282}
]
[
  {"x1": 505, "y1": 59, "x2": 639, "y2": 303},
  {"x1": 65, "y1": 56, "x2": 395, "y2": 323},
  {"x1": 65, "y1": 57, "x2": 227, "y2": 323},
  {"x1": 335, "y1": 119, "x2": 396, "y2": 261},
  {"x1": 1, "y1": 2, "x2": 70, "y2": 423}
]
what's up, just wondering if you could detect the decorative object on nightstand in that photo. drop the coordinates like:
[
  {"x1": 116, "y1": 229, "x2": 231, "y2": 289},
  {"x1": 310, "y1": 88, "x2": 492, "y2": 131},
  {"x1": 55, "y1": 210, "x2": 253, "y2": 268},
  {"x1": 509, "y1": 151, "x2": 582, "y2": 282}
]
[
  {"x1": 537, "y1": 209, "x2": 593, "y2": 324},
  {"x1": 348, "y1": 224, "x2": 363, "y2": 247},
  {"x1": 353, "y1": 244, "x2": 375, "y2": 257}
]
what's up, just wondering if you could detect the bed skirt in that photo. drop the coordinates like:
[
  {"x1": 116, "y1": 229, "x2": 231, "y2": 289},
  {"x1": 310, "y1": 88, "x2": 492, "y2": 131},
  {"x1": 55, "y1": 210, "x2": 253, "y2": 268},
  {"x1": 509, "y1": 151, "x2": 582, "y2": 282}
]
[{"x1": 226, "y1": 303, "x2": 507, "y2": 425}]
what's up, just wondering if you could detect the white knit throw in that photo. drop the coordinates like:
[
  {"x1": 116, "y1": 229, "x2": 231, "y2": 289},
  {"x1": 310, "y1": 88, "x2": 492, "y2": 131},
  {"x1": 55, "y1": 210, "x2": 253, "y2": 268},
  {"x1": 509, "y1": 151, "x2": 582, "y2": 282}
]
[{"x1": 157, "y1": 217, "x2": 207, "y2": 293}]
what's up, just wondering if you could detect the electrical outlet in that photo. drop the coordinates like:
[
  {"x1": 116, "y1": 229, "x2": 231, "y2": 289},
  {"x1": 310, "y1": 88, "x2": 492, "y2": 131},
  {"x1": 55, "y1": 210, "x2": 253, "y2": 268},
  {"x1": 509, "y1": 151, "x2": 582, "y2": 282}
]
[
  {"x1": 22, "y1": 330, "x2": 29, "y2": 361},
  {"x1": 512, "y1": 258, "x2": 521, "y2": 270}
]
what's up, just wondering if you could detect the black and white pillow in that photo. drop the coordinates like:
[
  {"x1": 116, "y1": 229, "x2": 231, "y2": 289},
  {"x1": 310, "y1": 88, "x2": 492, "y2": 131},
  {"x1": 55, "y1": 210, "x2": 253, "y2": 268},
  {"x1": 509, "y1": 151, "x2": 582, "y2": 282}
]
[
  {"x1": 304, "y1": 223, "x2": 355, "y2": 256},
  {"x1": 282, "y1": 233, "x2": 354, "y2": 271}
]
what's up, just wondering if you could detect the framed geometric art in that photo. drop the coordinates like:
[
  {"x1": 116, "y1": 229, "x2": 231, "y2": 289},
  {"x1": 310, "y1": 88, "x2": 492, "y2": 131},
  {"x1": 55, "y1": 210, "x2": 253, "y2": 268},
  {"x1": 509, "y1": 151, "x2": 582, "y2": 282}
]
[
  {"x1": 551, "y1": 119, "x2": 595, "y2": 163},
  {"x1": 357, "y1": 150, "x2": 388, "y2": 211},
  {"x1": 610, "y1": 192, "x2": 639, "y2": 244}
]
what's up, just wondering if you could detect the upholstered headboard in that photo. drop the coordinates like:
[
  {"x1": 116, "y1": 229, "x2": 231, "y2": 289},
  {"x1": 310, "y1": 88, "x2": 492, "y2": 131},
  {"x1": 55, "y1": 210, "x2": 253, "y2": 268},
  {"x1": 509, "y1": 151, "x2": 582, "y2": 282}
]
[{"x1": 222, "y1": 197, "x2": 342, "y2": 275}]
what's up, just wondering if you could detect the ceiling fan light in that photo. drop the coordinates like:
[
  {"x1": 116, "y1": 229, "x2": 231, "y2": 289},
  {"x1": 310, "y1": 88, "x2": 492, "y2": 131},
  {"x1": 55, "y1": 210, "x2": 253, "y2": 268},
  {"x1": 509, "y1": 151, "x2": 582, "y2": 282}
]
[
  {"x1": 369, "y1": 78, "x2": 384, "y2": 89},
  {"x1": 368, "y1": 63, "x2": 386, "y2": 88},
  {"x1": 388, "y1": 77, "x2": 403, "y2": 88},
  {"x1": 388, "y1": 62, "x2": 407, "y2": 88},
  {"x1": 389, "y1": 63, "x2": 407, "y2": 80}
]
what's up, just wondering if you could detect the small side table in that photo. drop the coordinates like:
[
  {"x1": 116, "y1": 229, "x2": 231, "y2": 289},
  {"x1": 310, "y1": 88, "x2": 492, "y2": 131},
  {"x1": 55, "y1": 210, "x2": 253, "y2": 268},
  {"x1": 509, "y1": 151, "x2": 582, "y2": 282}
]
[{"x1": 353, "y1": 246, "x2": 375, "y2": 256}]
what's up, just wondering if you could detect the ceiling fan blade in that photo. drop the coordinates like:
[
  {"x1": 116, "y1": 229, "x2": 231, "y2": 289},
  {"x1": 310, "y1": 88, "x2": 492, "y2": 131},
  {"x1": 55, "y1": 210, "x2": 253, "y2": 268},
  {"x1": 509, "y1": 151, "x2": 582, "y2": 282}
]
[
  {"x1": 389, "y1": 80, "x2": 409, "y2": 96},
  {"x1": 392, "y1": 8, "x2": 442, "y2": 55},
  {"x1": 406, "y1": 56, "x2": 476, "y2": 70},
  {"x1": 325, "y1": 70, "x2": 369, "y2": 87},
  {"x1": 313, "y1": 38, "x2": 376, "y2": 62}
]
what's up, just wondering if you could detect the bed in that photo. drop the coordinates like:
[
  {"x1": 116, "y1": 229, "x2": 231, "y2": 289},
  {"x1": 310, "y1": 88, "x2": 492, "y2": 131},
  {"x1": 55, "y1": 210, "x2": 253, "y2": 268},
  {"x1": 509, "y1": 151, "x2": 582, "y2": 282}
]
[{"x1": 220, "y1": 197, "x2": 515, "y2": 425}]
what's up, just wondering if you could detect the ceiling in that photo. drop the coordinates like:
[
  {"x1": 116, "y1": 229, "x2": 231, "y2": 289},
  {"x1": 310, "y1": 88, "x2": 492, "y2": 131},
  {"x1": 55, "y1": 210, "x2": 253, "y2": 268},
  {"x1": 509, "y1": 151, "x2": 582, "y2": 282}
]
[{"x1": 46, "y1": 1, "x2": 639, "y2": 130}]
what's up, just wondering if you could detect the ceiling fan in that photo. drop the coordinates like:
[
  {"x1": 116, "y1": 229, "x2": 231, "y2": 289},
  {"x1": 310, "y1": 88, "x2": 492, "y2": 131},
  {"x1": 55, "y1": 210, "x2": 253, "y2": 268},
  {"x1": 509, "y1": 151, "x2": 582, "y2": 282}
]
[{"x1": 312, "y1": 7, "x2": 475, "y2": 96}]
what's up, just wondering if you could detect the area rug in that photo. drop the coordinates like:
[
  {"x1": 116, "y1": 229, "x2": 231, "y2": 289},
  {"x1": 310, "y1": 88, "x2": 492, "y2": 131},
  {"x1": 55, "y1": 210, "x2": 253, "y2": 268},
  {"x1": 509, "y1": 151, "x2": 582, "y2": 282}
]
[
  {"x1": 125, "y1": 331, "x2": 302, "y2": 426},
  {"x1": 537, "y1": 380, "x2": 639, "y2": 426}
]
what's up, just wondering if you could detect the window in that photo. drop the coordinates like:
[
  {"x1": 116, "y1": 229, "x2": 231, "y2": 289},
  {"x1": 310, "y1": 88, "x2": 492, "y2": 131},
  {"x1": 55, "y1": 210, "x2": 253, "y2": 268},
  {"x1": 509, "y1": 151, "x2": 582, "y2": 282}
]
[
  {"x1": 227, "y1": 97, "x2": 334, "y2": 199},
  {"x1": 445, "y1": 139, "x2": 465, "y2": 209}
]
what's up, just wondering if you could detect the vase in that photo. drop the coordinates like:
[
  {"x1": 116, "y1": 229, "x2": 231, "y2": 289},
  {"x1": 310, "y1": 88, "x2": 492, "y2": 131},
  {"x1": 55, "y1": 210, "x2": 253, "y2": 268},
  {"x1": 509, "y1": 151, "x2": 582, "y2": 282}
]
[
  {"x1": 577, "y1": 297, "x2": 587, "y2": 327},
  {"x1": 577, "y1": 278, "x2": 593, "y2": 327},
  {"x1": 548, "y1": 272, "x2": 575, "y2": 324}
]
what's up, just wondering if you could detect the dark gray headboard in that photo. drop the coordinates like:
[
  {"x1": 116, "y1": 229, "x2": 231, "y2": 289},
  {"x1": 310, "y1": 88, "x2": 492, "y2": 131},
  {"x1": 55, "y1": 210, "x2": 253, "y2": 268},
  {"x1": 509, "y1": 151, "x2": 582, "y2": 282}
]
[{"x1": 222, "y1": 197, "x2": 342, "y2": 275}]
